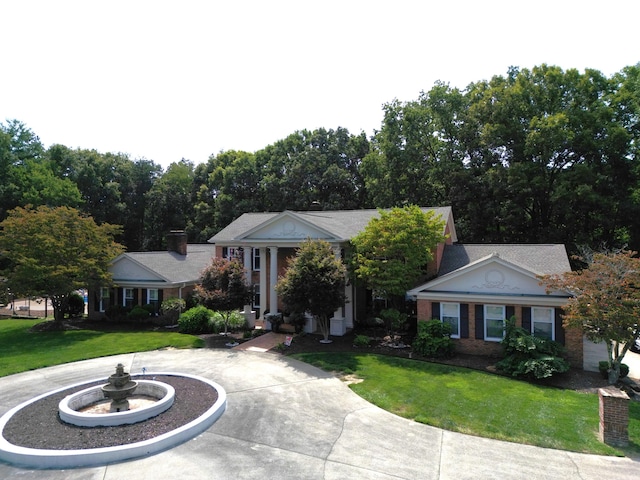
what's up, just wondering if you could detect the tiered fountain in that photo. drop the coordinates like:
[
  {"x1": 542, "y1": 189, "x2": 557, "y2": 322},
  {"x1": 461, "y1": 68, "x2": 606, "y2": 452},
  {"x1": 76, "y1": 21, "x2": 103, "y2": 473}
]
[{"x1": 0, "y1": 363, "x2": 226, "y2": 468}]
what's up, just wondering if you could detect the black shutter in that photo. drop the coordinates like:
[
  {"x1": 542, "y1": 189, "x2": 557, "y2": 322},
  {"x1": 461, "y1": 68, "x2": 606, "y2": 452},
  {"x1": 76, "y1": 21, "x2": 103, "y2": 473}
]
[
  {"x1": 133, "y1": 288, "x2": 139, "y2": 306},
  {"x1": 94, "y1": 291, "x2": 100, "y2": 312},
  {"x1": 475, "y1": 305, "x2": 484, "y2": 339},
  {"x1": 158, "y1": 289, "x2": 164, "y2": 304},
  {"x1": 506, "y1": 306, "x2": 515, "y2": 320},
  {"x1": 116, "y1": 288, "x2": 123, "y2": 306},
  {"x1": 522, "y1": 307, "x2": 532, "y2": 332},
  {"x1": 460, "y1": 304, "x2": 469, "y2": 338},
  {"x1": 432, "y1": 302, "x2": 440, "y2": 319},
  {"x1": 554, "y1": 308, "x2": 565, "y2": 345}
]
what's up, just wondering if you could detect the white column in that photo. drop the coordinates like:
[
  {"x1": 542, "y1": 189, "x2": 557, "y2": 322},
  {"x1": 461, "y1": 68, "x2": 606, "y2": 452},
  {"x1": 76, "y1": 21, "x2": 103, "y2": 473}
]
[
  {"x1": 243, "y1": 247, "x2": 252, "y2": 285},
  {"x1": 241, "y1": 246, "x2": 255, "y2": 328},
  {"x1": 331, "y1": 246, "x2": 346, "y2": 336},
  {"x1": 259, "y1": 247, "x2": 267, "y2": 320},
  {"x1": 269, "y1": 246, "x2": 279, "y2": 327}
]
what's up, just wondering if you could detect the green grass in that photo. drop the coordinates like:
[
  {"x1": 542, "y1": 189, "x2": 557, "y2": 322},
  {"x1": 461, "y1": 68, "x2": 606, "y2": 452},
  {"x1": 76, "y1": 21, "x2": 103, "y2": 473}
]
[
  {"x1": 292, "y1": 352, "x2": 640, "y2": 456},
  {"x1": 0, "y1": 319, "x2": 203, "y2": 377}
]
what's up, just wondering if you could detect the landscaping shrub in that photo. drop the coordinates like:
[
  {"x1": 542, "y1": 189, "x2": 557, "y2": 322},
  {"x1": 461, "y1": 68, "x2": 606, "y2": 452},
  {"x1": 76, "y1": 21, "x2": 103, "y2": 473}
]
[
  {"x1": 66, "y1": 292, "x2": 85, "y2": 317},
  {"x1": 209, "y1": 310, "x2": 246, "y2": 333},
  {"x1": 161, "y1": 297, "x2": 186, "y2": 324},
  {"x1": 288, "y1": 312, "x2": 306, "y2": 333},
  {"x1": 178, "y1": 306, "x2": 214, "y2": 334},
  {"x1": 127, "y1": 305, "x2": 151, "y2": 321},
  {"x1": 598, "y1": 361, "x2": 629, "y2": 380},
  {"x1": 380, "y1": 308, "x2": 408, "y2": 333},
  {"x1": 353, "y1": 334, "x2": 371, "y2": 347},
  {"x1": 412, "y1": 319, "x2": 455, "y2": 358},
  {"x1": 496, "y1": 317, "x2": 570, "y2": 379}
]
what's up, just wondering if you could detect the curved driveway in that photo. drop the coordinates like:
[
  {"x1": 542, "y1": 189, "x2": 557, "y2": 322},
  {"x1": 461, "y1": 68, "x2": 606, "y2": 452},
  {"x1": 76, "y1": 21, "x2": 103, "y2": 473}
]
[{"x1": 0, "y1": 349, "x2": 637, "y2": 479}]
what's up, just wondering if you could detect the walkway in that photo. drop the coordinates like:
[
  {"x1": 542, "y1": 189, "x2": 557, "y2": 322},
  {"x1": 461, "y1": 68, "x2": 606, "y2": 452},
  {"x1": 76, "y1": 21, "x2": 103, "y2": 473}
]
[{"x1": 0, "y1": 349, "x2": 638, "y2": 479}]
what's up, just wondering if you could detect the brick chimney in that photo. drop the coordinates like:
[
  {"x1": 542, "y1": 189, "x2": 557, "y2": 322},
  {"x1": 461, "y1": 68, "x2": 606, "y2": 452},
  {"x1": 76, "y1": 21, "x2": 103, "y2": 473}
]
[{"x1": 167, "y1": 230, "x2": 188, "y2": 255}]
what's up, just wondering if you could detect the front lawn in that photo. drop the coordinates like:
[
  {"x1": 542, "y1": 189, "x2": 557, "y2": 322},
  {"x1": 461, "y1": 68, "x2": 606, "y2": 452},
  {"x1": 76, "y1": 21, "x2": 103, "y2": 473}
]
[
  {"x1": 292, "y1": 352, "x2": 640, "y2": 456},
  {"x1": 0, "y1": 319, "x2": 203, "y2": 377}
]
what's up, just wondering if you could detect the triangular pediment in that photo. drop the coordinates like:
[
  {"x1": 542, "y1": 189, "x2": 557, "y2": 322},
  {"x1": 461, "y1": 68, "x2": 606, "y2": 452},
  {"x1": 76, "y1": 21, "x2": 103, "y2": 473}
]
[
  {"x1": 409, "y1": 254, "x2": 564, "y2": 297},
  {"x1": 111, "y1": 255, "x2": 167, "y2": 283},
  {"x1": 240, "y1": 211, "x2": 337, "y2": 241}
]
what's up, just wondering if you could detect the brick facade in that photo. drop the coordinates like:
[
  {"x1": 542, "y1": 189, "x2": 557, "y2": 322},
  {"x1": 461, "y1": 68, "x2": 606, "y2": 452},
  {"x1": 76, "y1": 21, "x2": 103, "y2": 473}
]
[{"x1": 417, "y1": 300, "x2": 581, "y2": 362}]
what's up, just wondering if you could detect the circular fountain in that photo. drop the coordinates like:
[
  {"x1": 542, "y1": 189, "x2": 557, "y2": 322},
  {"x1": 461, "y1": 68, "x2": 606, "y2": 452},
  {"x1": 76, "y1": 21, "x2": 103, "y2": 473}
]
[{"x1": 0, "y1": 364, "x2": 226, "y2": 469}]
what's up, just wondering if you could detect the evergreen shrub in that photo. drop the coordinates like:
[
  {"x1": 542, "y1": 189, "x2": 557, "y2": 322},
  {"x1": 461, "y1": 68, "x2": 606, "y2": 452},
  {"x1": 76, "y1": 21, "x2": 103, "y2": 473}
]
[{"x1": 412, "y1": 319, "x2": 455, "y2": 358}]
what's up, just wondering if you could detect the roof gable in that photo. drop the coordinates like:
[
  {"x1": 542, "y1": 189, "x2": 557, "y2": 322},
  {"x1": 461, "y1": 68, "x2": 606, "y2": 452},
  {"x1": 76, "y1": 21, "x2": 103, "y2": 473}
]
[
  {"x1": 240, "y1": 211, "x2": 337, "y2": 241},
  {"x1": 408, "y1": 245, "x2": 571, "y2": 300},
  {"x1": 110, "y1": 244, "x2": 215, "y2": 286}
]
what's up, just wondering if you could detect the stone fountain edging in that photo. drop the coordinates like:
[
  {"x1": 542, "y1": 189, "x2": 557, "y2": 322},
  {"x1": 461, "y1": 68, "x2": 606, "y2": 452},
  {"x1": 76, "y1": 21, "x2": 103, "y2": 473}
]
[
  {"x1": 0, "y1": 372, "x2": 226, "y2": 469},
  {"x1": 59, "y1": 379, "x2": 176, "y2": 427}
]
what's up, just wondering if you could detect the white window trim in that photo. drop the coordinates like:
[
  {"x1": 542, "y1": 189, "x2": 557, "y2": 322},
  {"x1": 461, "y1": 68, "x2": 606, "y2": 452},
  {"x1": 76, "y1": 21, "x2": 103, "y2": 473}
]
[
  {"x1": 99, "y1": 287, "x2": 110, "y2": 313},
  {"x1": 484, "y1": 305, "x2": 505, "y2": 342},
  {"x1": 147, "y1": 288, "x2": 159, "y2": 304},
  {"x1": 440, "y1": 302, "x2": 460, "y2": 339},
  {"x1": 532, "y1": 306, "x2": 555, "y2": 341},
  {"x1": 123, "y1": 288, "x2": 134, "y2": 307},
  {"x1": 253, "y1": 247, "x2": 260, "y2": 271}
]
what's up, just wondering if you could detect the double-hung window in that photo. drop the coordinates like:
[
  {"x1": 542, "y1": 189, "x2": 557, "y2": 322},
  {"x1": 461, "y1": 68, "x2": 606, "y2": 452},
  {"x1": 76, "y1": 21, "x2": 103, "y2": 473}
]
[
  {"x1": 532, "y1": 307, "x2": 554, "y2": 340},
  {"x1": 123, "y1": 288, "x2": 134, "y2": 308},
  {"x1": 147, "y1": 288, "x2": 159, "y2": 314},
  {"x1": 253, "y1": 248, "x2": 260, "y2": 271},
  {"x1": 440, "y1": 302, "x2": 460, "y2": 338},
  {"x1": 99, "y1": 287, "x2": 110, "y2": 312},
  {"x1": 484, "y1": 305, "x2": 505, "y2": 341}
]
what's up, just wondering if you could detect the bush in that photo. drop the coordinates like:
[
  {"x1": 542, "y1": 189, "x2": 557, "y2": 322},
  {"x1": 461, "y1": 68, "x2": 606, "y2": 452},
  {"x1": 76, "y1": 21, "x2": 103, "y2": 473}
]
[
  {"x1": 127, "y1": 305, "x2": 151, "y2": 321},
  {"x1": 353, "y1": 334, "x2": 371, "y2": 347},
  {"x1": 380, "y1": 308, "x2": 408, "y2": 333},
  {"x1": 598, "y1": 361, "x2": 629, "y2": 380},
  {"x1": 161, "y1": 297, "x2": 186, "y2": 324},
  {"x1": 178, "y1": 306, "x2": 214, "y2": 334},
  {"x1": 412, "y1": 319, "x2": 455, "y2": 358},
  {"x1": 105, "y1": 305, "x2": 129, "y2": 322},
  {"x1": 496, "y1": 317, "x2": 570, "y2": 380},
  {"x1": 288, "y1": 312, "x2": 307, "y2": 333},
  {"x1": 66, "y1": 292, "x2": 85, "y2": 317},
  {"x1": 209, "y1": 310, "x2": 246, "y2": 333}
]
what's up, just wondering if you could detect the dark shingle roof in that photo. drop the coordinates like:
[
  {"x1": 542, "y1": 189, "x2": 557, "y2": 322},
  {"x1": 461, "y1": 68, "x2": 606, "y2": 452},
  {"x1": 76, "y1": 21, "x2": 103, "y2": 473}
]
[
  {"x1": 438, "y1": 244, "x2": 570, "y2": 276},
  {"x1": 210, "y1": 207, "x2": 453, "y2": 243},
  {"x1": 118, "y1": 244, "x2": 216, "y2": 283}
]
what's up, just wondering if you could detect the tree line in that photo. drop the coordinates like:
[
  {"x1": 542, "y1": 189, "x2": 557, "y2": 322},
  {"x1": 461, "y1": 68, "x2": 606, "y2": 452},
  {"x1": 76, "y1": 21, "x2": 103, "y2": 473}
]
[{"x1": 1, "y1": 63, "x2": 639, "y2": 255}]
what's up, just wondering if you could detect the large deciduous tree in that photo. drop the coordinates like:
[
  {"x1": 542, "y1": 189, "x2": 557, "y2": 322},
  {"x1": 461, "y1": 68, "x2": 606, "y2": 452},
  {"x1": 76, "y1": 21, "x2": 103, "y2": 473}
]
[
  {"x1": 276, "y1": 239, "x2": 346, "y2": 343},
  {"x1": 0, "y1": 206, "x2": 124, "y2": 325},
  {"x1": 195, "y1": 257, "x2": 252, "y2": 335},
  {"x1": 543, "y1": 249, "x2": 640, "y2": 384},
  {"x1": 350, "y1": 206, "x2": 446, "y2": 309}
]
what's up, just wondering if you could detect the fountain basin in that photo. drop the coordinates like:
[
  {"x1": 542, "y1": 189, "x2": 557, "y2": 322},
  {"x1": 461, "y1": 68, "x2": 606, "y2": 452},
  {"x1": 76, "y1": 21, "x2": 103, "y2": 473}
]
[
  {"x1": 59, "y1": 380, "x2": 175, "y2": 427},
  {"x1": 0, "y1": 372, "x2": 226, "y2": 469}
]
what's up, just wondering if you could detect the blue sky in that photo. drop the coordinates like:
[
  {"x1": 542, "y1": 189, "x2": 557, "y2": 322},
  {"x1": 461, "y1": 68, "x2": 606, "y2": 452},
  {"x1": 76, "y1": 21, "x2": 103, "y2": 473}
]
[{"x1": 2, "y1": 0, "x2": 638, "y2": 169}]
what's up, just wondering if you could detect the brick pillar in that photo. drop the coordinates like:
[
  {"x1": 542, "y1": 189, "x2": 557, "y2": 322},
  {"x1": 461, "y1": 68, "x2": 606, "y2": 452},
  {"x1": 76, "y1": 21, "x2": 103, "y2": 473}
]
[{"x1": 598, "y1": 387, "x2": 629, "y2": 447}]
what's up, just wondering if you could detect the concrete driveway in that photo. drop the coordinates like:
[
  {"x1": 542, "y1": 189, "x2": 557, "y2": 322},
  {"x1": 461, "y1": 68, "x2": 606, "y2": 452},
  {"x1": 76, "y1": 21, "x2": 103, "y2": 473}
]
[{"x1": 0, "y1": 349, "x2": 638, "y2": 479}]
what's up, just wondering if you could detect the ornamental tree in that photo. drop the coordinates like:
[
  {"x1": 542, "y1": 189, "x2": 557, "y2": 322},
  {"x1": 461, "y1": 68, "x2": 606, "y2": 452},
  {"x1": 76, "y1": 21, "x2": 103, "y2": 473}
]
[
  {"x1": 195, "y1": 257, "x2": 252, "y2": 335},
  {"x1": 350, "y1": 205, "x2": 446, "y2": 309},
  {"x1": 543, "y1": 249, "x2": 640, "y2": 384},
  {"x1": 0, "y1": 206, "x2": 123, "y2": 324},
  {"x1": 276, "y1": 239, "x2": 346, "y2": 342}
]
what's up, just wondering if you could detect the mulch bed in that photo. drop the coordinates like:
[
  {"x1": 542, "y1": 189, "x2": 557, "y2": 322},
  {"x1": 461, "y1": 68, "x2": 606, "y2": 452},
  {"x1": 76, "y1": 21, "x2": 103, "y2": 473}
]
[{"x1": 3, "y1": 375, "x2": 218, "y2": 450}]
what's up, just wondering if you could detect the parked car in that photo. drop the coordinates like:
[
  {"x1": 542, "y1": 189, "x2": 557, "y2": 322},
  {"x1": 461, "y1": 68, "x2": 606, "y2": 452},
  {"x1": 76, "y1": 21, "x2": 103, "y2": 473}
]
[{"x1": 631, "y1": 337, "x2": 640, "y2": 354}]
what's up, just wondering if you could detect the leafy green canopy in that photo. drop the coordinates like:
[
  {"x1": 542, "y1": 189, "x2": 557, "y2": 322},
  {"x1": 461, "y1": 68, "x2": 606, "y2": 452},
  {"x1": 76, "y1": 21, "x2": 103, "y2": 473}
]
[
  {"x1": 543, "y1": 249, "x2": 640, "y2": 383},
  {"x1": 0, "y1": 206, "x2": 123, "y2": 322},
  {"x1": 350, "y1": 206, "x2": 446, "y2": 301},
  {"x1": 276, "y1": 239, "x2": 346, "y2": 340}
]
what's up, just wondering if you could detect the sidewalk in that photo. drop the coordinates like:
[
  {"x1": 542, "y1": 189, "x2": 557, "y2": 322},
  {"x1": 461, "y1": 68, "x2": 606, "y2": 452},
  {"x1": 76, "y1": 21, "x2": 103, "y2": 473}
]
[{"x1": 232, "y1": 332, "x2": 290, "y2": 352}]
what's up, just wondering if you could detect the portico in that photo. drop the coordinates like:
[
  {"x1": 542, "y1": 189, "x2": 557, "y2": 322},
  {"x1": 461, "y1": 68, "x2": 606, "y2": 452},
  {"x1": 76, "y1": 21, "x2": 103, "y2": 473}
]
[{"x1": 209, "y1": 207, "x2": 455, "y2": 334}]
